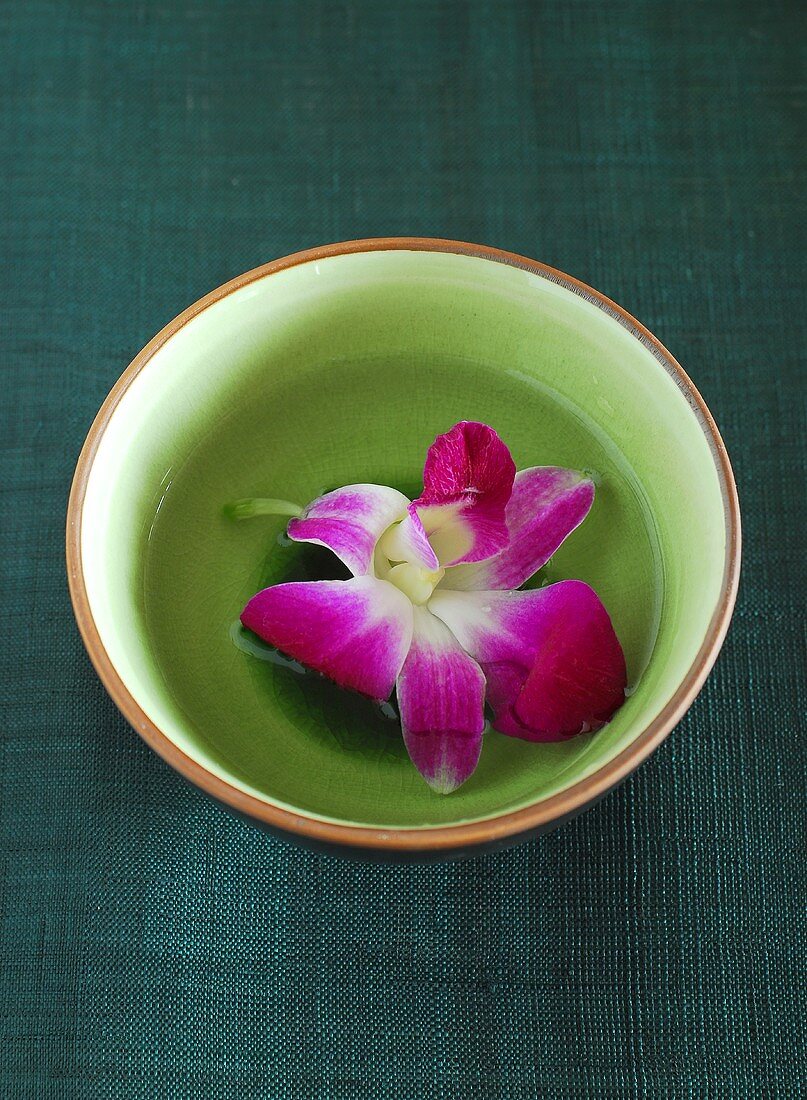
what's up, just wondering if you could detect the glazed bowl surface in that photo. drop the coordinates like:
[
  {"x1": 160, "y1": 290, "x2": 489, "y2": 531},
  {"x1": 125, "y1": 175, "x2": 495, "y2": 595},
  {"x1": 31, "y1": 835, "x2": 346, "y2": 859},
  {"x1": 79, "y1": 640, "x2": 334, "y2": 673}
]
[{"x1": 67, "y1": 239, "x2": 739, "y2": 858}]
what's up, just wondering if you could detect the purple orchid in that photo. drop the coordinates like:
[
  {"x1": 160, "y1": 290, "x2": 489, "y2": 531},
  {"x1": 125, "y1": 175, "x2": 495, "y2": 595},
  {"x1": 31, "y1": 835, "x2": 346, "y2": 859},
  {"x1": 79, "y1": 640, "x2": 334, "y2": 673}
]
[{"x1": 241, "y1": 422, "x2": 626, "y2": 793}]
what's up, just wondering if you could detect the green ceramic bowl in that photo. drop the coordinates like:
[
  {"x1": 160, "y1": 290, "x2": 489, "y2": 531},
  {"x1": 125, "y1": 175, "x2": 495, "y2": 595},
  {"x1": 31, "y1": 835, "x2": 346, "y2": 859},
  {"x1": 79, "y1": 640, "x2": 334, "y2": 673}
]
[{"x1": 67, "y1": 239, "x2": 740, "y2": 860}]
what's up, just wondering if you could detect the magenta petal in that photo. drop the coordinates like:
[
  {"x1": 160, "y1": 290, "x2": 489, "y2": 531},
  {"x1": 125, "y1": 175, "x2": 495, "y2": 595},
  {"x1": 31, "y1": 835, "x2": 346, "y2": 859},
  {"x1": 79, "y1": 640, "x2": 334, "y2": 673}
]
[
  {"x1": 514, "y1": 583, "x2": 626, "y2": 738},
  {"x1": 421, "y1": 421, "x2": 517, "y2": 506},
  {"x1": 287, "y1": 484, "x2": 410, "y2": 577},
  {"x1": 241, "y1": 576, "x2": 414, "y2": 700},
  {"x1": 396, "y1": 607, "x2": 486, "y2": 793},
  {"x1": 411, "y1": 422, "x2": 517, "y2": 567},
  {"x1": 439, "y1": 467, "x2": 595, "y2": 591},
  {"x1": 429, "y1": 582, "x2": 626, "y2": 742}
]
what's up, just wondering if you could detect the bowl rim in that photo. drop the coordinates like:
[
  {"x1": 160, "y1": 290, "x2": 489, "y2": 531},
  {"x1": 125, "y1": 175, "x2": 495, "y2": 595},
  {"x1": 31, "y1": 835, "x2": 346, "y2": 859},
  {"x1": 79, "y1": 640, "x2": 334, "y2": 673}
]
[{"x1": 66, "y1": 237, "x2": 741, "y2": 854}]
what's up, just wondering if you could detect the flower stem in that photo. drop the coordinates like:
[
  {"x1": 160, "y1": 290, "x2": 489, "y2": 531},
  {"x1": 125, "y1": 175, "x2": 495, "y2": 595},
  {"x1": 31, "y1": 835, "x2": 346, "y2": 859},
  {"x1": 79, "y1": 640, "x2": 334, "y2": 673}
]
[{"x1": 225, "y1": 497, "x2": 304, "y2": 520}]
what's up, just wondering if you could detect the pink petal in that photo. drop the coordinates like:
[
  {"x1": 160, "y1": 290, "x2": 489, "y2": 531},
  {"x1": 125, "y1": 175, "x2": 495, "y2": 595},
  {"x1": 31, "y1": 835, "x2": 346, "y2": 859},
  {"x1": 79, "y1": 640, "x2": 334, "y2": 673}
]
[
  {"x1": 429, "y1": 581, "x2": 626, "y2": 742},
  {"x1": 395, "y1": 607, "x2": 487, "y2": 793},
  {"x1": 439, "y1": 467, "x2": 595, "y2": 591},
  {"x1": 514, "y1": 587, "x2": 626, "y2": 738},
  {"x1": 411, "y1": 421, "x2": 517, "y2": 567},
  {"x1": 288, "y1": 484, "x2": 410, "y2": 577},
  {"x1": 421, "y1": 421, "x2": 517, "y2": 505},
  {"x1": 241, "y1": 576, "x2": 414, "y2": 700}
]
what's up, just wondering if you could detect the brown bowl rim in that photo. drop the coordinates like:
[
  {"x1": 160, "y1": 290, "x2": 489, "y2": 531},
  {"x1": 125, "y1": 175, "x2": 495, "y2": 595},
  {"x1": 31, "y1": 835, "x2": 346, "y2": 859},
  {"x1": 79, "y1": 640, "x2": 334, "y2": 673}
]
[{"x1": 66, "y1": 237, "x2": 741, "y2": 854}]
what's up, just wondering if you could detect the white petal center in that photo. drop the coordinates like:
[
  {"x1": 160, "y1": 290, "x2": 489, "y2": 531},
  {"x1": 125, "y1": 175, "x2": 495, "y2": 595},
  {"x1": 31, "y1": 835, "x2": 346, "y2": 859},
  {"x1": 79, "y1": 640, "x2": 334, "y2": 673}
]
[
  {"x1": 386, "y1": 563, "x2": 445, "y2": 605},
  {"x1": 375, "y1": 520, "x2": 445, "y2": 604}
]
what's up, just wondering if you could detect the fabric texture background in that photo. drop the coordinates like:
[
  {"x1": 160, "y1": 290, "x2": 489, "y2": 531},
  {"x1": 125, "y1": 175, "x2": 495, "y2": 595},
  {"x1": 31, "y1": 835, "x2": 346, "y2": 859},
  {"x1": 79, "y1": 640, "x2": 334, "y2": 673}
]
[{"x1": 1, "y1": 1, "x2": 804, "y2": 1096}]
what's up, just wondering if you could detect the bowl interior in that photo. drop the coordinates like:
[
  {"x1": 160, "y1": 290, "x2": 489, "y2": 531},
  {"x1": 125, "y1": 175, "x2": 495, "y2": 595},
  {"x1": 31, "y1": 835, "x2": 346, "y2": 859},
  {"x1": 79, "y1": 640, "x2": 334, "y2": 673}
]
[{"x1": 80, "y1": 248, "x2": 727, "y2": 828}]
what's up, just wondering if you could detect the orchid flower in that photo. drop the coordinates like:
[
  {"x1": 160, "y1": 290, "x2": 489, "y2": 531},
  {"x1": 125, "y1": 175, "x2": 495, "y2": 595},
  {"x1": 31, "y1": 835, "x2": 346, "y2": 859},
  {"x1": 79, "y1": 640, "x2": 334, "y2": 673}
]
[{"x1": 240, "y1": 422, "x2": 626, "y2": 793}]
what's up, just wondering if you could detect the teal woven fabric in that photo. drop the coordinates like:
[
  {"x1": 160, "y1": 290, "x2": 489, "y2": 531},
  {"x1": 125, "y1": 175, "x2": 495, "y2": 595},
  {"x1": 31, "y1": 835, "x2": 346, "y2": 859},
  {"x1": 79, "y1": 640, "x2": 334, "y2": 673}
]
[{"x1": 2, "y1": 1, "x2": 804, "y2": 1096}]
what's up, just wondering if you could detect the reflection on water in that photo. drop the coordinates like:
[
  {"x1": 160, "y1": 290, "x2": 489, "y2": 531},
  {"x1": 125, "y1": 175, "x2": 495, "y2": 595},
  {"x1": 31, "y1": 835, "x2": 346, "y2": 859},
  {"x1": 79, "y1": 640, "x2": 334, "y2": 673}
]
[{"x1": 229, "y1": 618, "x2": 305, "y2": 674}]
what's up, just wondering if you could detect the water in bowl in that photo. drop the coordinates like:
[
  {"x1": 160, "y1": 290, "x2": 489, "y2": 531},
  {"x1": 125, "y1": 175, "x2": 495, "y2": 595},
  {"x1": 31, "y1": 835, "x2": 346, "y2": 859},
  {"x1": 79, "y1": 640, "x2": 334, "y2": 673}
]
[{"x1": 142, "y1": 353, "x2": 662, "y2": 827}]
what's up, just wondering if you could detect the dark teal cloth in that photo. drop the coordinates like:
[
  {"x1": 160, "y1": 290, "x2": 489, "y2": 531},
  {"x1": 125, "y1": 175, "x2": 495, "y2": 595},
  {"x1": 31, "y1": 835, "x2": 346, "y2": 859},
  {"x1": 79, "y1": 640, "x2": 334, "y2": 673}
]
[{"x1": 2, "y1": 2, "x2": 804, "y2": 1096}]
